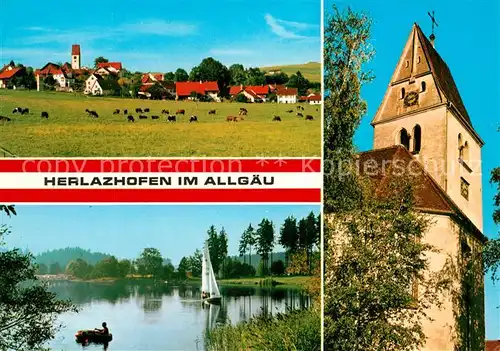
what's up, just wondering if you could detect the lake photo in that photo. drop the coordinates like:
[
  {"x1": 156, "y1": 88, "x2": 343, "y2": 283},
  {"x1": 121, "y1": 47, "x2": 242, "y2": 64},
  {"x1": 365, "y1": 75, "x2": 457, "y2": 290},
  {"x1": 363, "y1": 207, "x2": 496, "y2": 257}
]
[
  {"x1": 0, "y1": 205, "x2": 321, "y2": 350},
  {"x1": 47, "y1": 280, "x2": 310, "y2": 350}
]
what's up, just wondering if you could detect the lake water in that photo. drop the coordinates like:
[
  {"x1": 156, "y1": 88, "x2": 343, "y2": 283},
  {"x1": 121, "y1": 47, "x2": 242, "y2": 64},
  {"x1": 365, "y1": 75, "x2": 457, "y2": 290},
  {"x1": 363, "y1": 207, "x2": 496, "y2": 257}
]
[{"x1": 47, "y1": 280, "x2": 310, "y2": 351}]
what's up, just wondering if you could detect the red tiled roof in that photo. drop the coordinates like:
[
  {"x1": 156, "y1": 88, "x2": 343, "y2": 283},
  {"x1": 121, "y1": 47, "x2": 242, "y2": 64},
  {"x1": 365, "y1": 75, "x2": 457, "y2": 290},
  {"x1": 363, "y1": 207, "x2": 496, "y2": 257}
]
[
  {"x1": 307, "y1": 93, "x2": 322, "y2": 101},
  {"x1": 0, "y1": 67, "x2": 23, "y2": 80},
  {"x1": 229, "y1": 85, "x2": 244, "y2": 95},
  {"x1": 176, "y1": 81, "x2": 219, "y2": 96},
  {"x1": 276, "y1": 87, "x2": 298, "y2": 96},
  {"x1": 97, "y1": 62, "x2": 122, "y2": 70},
  {"x1": 35, "y1": 63, "x2": 62, "y2": 76},
  {"x1": 486, "y1": 340, "x2": 500, "y2": 351},
  {"x1": 153, "y1": 73, "x2": 163, "y2": 81},
  {"x1": 357, "y1": 145, "x2": 487, "y2": 243},
  {"x1": 299, "y1": 96, "x2": 308, "y2": 101},
  {"x1": 141, "y1": 75, "x2": 151, "y2": 84},
  {"x1": 71, "y1": 44, "x2": 81, "y2": 56},
  {"x1": 246, "y1": 85, "x2": 269, "y2": 95}
]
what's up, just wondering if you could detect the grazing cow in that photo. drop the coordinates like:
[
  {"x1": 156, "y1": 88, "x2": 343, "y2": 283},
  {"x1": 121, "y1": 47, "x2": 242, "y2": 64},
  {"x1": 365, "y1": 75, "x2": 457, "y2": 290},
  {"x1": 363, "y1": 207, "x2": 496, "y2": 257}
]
[
  {"x1": 297, "y1": 113, "x2": 304, "y2": 118},
  {"x1": 162, "y1": 109, "x2": 169, "y2": 114},
  {"x1": 124, "y1": 109, "x2": 128, "y2": 114},
  {"x1": 113, "y1": 109, "x2": 120, "y2": 114},
  {"x1": 21, "y1": 108, "x2": 29, "y2": 115},
  {"x1": 0, "y1": 116, "x2": 11, "y2": 122},
  {"x1": 316, "y1": 108, "x2": 319, "y2": 112},
  {"x1": 296, "y1": 106, "x2": 301, "y2": 110},
  {"x1": 226, "y1": 116, "x2": 234, "y2": 122},
  {"x1": 286, "y1": 109, "x2": 293, "y2": 113},
  {"x1": 305, "y1": 115, "x2": 314, "y2": 120},
  {"x1": 208, "y1": 109, "x2": 216, "y2": 115},
  {"x1": 273, "y1": 116, "x2": 281, "y2": 122},
  {"x1": 90, "y1": 111, "x2": 98, "y2": 118},
  {"x1": 189, "y1": 116, "x2": 198, "y2": 122},
  {"x1": 238, "y1": 109, "x2": 247, "y2": 116},
  {"x1": 12, "y1": 108, "x2": 19, "y2": 114},
  {"x1": 139, "y1": 115, "x2": 147, "y2": 119},
  {"x1": 41, "y1": 111, "x2": 49, "y2": 119},
  {"x1": 136, "y1": 108, "x2": 143, "y2": 113},
  {"x1": 151, "y1": 115, "x2": 159, "y2": 120},
  {"x1": 144, "y1": 108, "x2": 150, "y2": 113},
  {"x1": 234, "y1": 116, "x2": 244, "y2": 122},
  {"x1": 167, "y1": 115, "x2": 176, "y2": 122},
  {"x1": 127, "y1": 115, "x2": 135, "y2": 122},
  {"x1": 176, "y1": 109, "x2": 185, "y2": 115},
  {"x1": 239, "y1": 107, "x2": 247, "y2": 112}
]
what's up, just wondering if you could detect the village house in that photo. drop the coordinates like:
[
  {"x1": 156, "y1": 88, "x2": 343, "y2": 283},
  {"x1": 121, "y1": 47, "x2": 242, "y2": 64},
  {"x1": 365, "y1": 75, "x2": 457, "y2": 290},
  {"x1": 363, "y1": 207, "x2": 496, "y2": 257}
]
[
  {"x1": 276, "y1": 86, "x2": 298, "y2": 104},
  {"x1": 84, "y1": 73, "x2": 120, "y2": 96},
  {"x1": 175, "y1": 81, "x2": 220, "y2": 101},
  {"x1": 138, "y1": 73, "x2": 175, "y2": 99},
  {"x1": 300, "y1": 93, "x2": 322, "y2": 105},
  {"x1": 35, "y1": 44, "x2": 90, "y2": 91},
  {"x1": 0, "y1": 62, "x2": 25, "y2": 89},
  {"x1": 96, "y1": 62, "x2": 122, "y2": 75},
  {"x1": 229, "y1": 85, "x2": 269, "y2": 102}
]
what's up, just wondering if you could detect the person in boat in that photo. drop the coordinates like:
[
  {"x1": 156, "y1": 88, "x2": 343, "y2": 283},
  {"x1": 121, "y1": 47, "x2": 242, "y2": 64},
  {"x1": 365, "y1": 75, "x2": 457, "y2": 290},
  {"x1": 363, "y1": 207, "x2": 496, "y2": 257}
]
[
  {"x1": 201, "y1": 291, "x2": 207, "y2": 299},
  {"x1": 94, "y1": 322, "x2": 109, "y2": 335}
]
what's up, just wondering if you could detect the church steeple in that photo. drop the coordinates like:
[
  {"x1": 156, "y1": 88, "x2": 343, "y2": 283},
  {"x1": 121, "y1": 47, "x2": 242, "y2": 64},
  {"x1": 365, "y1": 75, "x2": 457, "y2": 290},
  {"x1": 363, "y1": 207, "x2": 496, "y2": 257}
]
[{"x1": 371, "y1": 23, "x2": 484, "y2": 231}]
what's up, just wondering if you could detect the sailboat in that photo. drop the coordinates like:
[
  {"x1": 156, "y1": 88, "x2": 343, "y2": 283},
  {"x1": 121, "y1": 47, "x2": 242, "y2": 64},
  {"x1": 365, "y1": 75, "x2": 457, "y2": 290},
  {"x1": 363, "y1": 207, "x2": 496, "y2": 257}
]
[{"x1": 201, "y1": 245, "x2": 222, "y2": 304}]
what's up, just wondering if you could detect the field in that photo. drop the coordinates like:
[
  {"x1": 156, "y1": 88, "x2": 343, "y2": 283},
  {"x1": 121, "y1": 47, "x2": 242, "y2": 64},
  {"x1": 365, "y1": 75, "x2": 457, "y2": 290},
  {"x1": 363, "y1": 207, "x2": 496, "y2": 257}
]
[
  {"x1": 0, "y1": 90, "x2": 321, "y2": 157},
  {"x1": 261, "y1": 62, "x2": 321, "y2": 83}
]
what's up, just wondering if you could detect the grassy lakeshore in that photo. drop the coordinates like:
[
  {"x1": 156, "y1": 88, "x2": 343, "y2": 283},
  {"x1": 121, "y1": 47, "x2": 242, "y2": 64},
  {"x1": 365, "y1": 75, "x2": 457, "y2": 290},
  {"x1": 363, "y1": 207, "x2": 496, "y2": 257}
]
[
  {"x1": 218, "y1": 276, "x2": 313, "y2": 288},
  {"x1": 0, "y1": 90, "x2": 321, "y2": 157}
]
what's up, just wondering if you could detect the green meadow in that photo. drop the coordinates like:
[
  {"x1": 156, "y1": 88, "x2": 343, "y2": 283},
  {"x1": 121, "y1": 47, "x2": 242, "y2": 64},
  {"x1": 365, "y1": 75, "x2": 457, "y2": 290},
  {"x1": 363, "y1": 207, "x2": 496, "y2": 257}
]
[
  {"x1": 0, "y1": 90, "x2": 321, "y2": 157},
  {"x1": 261, "y1": 62, "x2": 321, "y2": 83}
]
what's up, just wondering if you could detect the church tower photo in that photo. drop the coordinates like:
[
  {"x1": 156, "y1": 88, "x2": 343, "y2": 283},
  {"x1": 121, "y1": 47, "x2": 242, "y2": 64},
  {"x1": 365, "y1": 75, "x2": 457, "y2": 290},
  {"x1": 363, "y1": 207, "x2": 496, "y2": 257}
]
[
  {"x1": 71, "y1": 44, "x2": 81, "y2": 70},
  {"x1": 363, "y1": 22, "x2": 487, "y2": 350}
]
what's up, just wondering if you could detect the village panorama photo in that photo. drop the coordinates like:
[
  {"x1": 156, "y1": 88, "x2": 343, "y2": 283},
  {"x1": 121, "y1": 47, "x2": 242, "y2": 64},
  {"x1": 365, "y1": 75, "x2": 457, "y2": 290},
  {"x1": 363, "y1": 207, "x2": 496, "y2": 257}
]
[{"x1": 0, "y1": 1, "x2": 321, "y2": 157}]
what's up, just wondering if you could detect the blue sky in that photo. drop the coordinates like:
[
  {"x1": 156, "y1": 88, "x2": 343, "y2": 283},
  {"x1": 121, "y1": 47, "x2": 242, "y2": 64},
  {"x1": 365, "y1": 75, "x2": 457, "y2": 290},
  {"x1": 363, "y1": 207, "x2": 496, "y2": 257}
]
[
  {"x1": 1, "y1": 205, "x2": 319, "y2": 264},
  {"x1": 326, "y1": 0, "x2": 500, "y2": 340},
  {"x1": 0, "y1": 0, "x2": 320, "y2": 72}
]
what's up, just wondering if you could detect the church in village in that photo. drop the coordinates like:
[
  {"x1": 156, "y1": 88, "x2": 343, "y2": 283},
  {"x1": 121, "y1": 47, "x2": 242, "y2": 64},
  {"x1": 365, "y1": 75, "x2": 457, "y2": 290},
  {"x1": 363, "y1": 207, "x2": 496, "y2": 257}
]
[{"x1": 358, "y1": 23, "x2": 487, "y2": 350}]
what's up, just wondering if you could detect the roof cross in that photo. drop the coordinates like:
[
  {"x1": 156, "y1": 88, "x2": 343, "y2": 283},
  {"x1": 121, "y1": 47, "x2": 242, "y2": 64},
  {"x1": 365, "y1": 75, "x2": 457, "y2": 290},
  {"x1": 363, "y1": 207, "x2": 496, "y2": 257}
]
[{"x1": 427, "y1": 11, "x2": 439, "y2": 41}]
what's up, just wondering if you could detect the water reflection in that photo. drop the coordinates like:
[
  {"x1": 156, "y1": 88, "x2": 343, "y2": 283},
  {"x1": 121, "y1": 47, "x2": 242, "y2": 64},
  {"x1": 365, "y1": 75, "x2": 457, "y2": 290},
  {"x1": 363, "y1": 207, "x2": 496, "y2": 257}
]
[{"x1": 47, "y1": 280, "x2": 310, "y2": 350}]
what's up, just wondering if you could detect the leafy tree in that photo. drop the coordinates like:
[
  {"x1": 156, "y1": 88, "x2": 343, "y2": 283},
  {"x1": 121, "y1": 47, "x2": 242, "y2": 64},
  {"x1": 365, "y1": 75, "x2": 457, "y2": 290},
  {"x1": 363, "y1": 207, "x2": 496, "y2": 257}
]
[
  {"x1": 229, "y1": 64, "x2": 246, "y2": 85},
  {"x1": 117, "y1": 259, "x2": 132, "y2": 278},
  {"x1": 136, "y1": 248, "x2": 163, "y2": 278},
  {"x1": 207, "y1": 225, "x2": 221, "y2": 275},
  {"x1": 256, "y1": 260, "x2": 269, "y2": 277},
  {"x1": 177, "y1": 256, "x2": 190, "y2": 278},
  {"x1": 66, "y1": 258, "x2": 92, "y2": 279},
  {"x1": 164, "y1": 71, "x2": 175, "y2": 81},
  {"x1": 49, "y1": 262, "x2": 62, "y2": 275},
  {"x1": 162, "y1": 260, "x2": 175, "y2": 280},
  {"x1": 286, "y1": 249, "x2": 309, "y2": 275},
  {"x1": 323, "y1": 5, "x2": 374, "y2": 214},
  {"x1": 43, "y1": 75, "x2": 56, "y2": 90},
  {"x1": 270, "y1": 260, "x2": 286, "y2": 276},
  {"x1": 37, "y1": 263, "x2": 48, "y2": 275},
  {"x1": 222, "y1": 257, "x2": 256, "y2": 278},
  {"x1": 483, "y1": 144, "x2": 500, "y2": 278},
  {"x1": 245, "y1": 67, "x2": 266, "y2": 86},
  {"x1": 286, "y1": 71, "x2": 310, "y2": 96},
  {"x1": 190, "y1": 57, "x2": 231, "y2": 95},
  {"x1": 218, "y1": 228, "x2": 229, "y2": 275},
  {"x1": 92, "y1": 256, "x2": 120, "y2": 278},
  {"x1": 175, "y1": 68, "x2": 189, "y2": 82},
  {"x1": 94, "y1": 56, "x2": 109, "y2": 68},
  {"x1": 0, "y1": 208, "x2": 76, "y2": 350},
  {"x1": 265, "y1": 71, "x2": 289, "y2": 85},
  {"x1": 279, "y1": 216, "x2": 299, "y2": 264},
  {"x1": 256, "y1": 219, "x2": 274, "y2": 272},
  {"x1": 190, "y1": 249, "x2": 203, "y2": 277}
]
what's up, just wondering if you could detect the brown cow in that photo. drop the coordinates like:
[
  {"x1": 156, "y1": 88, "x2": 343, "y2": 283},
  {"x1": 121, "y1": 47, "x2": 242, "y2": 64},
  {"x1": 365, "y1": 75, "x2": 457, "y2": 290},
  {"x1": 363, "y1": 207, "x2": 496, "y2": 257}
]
[
  {"x1": 176, "y1": 109, "x2": 185, "y2": 115},
  {"x1": 234, "y1": 116, "x2": 244, "y2": 122},
  {"x1": 226, "y1": 116, "x2": 235, "y2": 121}
]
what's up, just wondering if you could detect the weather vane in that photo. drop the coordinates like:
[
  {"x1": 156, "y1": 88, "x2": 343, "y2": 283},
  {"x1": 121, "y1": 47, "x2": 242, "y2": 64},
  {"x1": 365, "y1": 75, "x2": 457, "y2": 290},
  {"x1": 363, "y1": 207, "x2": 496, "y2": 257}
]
[{"x1": 428, "y1": 11, "x2": 439, "y2": 41}]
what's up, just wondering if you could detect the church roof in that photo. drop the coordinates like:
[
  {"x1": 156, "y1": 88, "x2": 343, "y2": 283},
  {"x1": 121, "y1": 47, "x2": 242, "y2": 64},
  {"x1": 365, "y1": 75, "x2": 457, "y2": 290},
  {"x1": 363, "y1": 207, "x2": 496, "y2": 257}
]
[
  {"x1": 372, "y1": 24, "x2": 481, "y2": 144},
  {"x1": 414, "y1": 24, "x2": 473, "y2": 131},
  {"x1": 357, "y1": 145, "x2": 487, "y2": 243}
]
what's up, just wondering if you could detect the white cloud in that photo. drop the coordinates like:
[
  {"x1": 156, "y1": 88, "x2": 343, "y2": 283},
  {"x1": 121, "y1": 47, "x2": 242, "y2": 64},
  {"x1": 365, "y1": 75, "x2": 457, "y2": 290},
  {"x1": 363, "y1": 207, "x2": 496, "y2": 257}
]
[{"x1": 264, "y1": 14, "x2": 315, "y2": 39}]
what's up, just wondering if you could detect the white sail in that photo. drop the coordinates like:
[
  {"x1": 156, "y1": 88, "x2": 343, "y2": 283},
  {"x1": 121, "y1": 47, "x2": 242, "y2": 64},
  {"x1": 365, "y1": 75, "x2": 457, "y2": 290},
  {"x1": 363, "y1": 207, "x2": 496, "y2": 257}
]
[{"x1": 202, "y1": 245, "x2": 220, "y2": 297}]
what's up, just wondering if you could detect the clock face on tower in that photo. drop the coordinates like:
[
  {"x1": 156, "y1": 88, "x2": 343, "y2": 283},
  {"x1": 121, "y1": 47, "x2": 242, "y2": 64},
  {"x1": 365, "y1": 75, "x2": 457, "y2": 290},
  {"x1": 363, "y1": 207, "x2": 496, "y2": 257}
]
[{"x1": 404, "y1": 91, "x2": 419, "y2": 107}]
